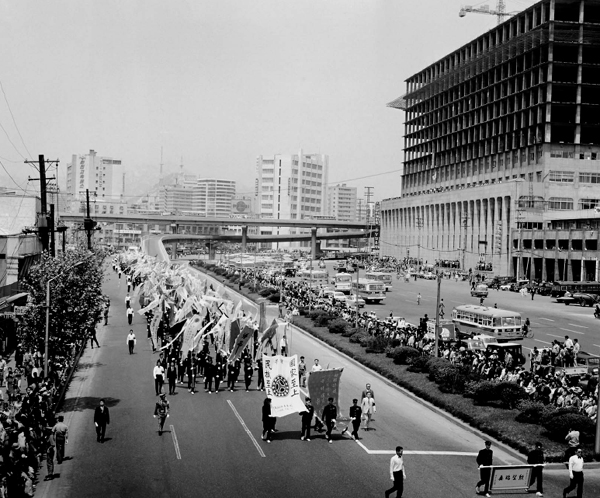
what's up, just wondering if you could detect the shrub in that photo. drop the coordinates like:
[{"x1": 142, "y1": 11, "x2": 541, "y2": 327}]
[
  {"x1": 430, "y1": 362, "x2": 469, "y2": 394},
  {"x1": 342, "y1": 326, "x2": 359, "y2": 338},
  {"x1": 426, "y1": 357, "x2": 452, "y2": 382},
  {"x1": 391, "y1": 346, "x2": 421, "y2": 365},
  {"x1": 515, "y1": 400, "x2": 556, "y2": 425},
  {"x1": 259, "y1": 288, "x2": 275, "y2": 297},
  {"x1": 496, "y1": 382, "x2": 528, "y2": 409},
  {"x1": 267, "y1": 292, "x2": 281, "y2": 303},
  {"x1": 313, "y1": 313, "x2": 335, "y2": 327},
  {"x1": 349, "y1": 332, "x2": 368, "y2": 344},
  {"x1": 407, "y1": 356, "x2": 430, "y2": 373},
  {"x1": 542, "y1": 412, "x2": 596, "y2": 443},
  {"x1": 328, "y1": 319, "x2": 350, "y2": 335},
  {"x1": 472, "y1": 380, "x2": 499, "y2": 406},
  {"x1": 364, "y1": 335, "x2": 387, "y2": 352}
]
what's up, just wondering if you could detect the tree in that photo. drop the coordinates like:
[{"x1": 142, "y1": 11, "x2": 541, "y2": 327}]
[{"x1": 18, "y1": 248, "x2": 105, "y2": 370}]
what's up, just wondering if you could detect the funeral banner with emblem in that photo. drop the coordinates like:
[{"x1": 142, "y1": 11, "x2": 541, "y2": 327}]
[
  {"x1": 262, "y1": 354, "x2": 306, "y2": 417},
  {"x1": 307, "y1": 369, "x2": 344, "y2": 421}
]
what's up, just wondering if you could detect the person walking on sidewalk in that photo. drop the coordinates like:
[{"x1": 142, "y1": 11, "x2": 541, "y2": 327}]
[
  {"x1": 94, "y1": 399, "x2": 110, "y2": 443},
  {"x1": 385, "y1": 446, "x2": 407, "y2": 498},
  {"x1": 52, "y1": 415, "x2": 68, "y2": 464},
  {"x1": 417, "y1": 293, "x2": 421, "y2": 305},
  {"x1": 475, "y1": 440, "x2": 493, "y2": 497},
  {"x1": 89, "y1": 328, "x2": 100, "y2": 349},
  {"x1": 126, "y1": 306, "x2": 134, "y2": 326},
  {"x1": 563, "y1": 448, "x2": 584, "y2": 498},
  {"x1": 127, "y1": 330, "x2": 136, "y2": 354},
  {"x1": 44, "y1": 430, "x2": 55, "y2": 481},
  {"x1": 360, "y1": 392, "x2": 376, "y2": 431}
]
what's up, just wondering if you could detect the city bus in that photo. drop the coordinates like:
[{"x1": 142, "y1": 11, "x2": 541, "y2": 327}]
[
  {"x1": 297, "y1": 269, "x2": 329, "y2": 286},
  {"x1": 550, "y1": 281, "x2": 600, "y2": 298},
  {"x1": 451, "y1": 304, "x2": 523, "y2": 342},
  {"x1": 364, "y1": 271, "x2": 393, "y2": 292},
  {"x1": 351, "y1": 278, "x2": 386, "y2": 304},
  {"x1": 332, "y1": 273, "x2": 353, "y2": 293}
]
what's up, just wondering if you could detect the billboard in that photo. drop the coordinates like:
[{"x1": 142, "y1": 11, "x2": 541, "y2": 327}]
[{"x1": 231, "y1": 197, "x2": 253, "y2": 215}]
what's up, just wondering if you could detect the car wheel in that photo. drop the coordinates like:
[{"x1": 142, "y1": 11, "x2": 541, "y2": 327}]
[{"x1": 565, "y1": 302, "x2": 570, "y2": 306}]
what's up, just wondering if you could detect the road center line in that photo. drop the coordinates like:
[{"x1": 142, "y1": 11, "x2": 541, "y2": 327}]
[
  {"x1": 559, "y1": 328, "x2": 584, "y2": 335},
  {"x1": 546, "y1": 334, "x2": 562, "y2": 338},
  {"x1": 170, "y1": 425, "x2": 181, "y2": 460},
  {"x1": 227, "y1": 400, "x2": 266, "y2": 458},
  {"x1": 539, "y1": 318, "x2": 554, "y2": 322},
  {"x1": 568, "y1": 324, "x2": 588, "y2": 329},
  {"x1": 534, "y1": 339, "x2": 551, "y2": 345}
]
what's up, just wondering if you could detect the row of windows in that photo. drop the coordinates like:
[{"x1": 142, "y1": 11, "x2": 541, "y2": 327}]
[{"x1": 547, "y1": 198, "x2": 600, "y2": 210}]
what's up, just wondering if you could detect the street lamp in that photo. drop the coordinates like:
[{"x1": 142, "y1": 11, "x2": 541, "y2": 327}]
[{"x1": 45, "y1": 260, "x2": 86, "y2": 378}]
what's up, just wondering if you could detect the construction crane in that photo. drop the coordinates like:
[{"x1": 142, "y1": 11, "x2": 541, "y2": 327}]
[{"x1": 459, "y1": 1, "x2": 520, "y2": 24}]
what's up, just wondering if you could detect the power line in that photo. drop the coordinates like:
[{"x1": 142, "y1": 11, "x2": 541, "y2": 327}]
[
  {"x1": 0, "y1": 80, "x2": 32, "y2": 159},
  {"x1": 0, "y1": 158, "x2": 27, "y2": 192}
]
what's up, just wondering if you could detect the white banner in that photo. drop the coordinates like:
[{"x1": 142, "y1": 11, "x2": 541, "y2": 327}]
[{"x1": 262, "y1": 354, "x2": 305, "y2": 417}]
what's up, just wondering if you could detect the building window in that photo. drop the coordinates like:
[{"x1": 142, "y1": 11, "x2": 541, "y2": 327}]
[
  {"x1": 579, "y1": 199, "x2": 600, "y2": 210},
  {"x1": 579, "y1": 172, "x2": 600, "y2": 184},
  {"x1": 549, "y1": 171, "x2": 574, "y2": 183},
  {"x1": 548, "y1": 197, "x2": 574, "y2": 210}
]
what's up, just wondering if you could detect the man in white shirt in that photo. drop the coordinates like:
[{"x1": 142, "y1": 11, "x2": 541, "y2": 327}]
[
  {"x1": 564, "y1": 335, "x2": 574, "y2": 350},
  {"x1": 311, "y1": 359, "x2": 323, "y2": 373},
  {"x1": 563, "y1": 448, "x2": 584, "y2": 498},
  {"x1": 127, "y1": 330, "x2": 136, "y2": 355},
  {"x1": 385, "y1": 446, "x2": 406, "y2": 498}
]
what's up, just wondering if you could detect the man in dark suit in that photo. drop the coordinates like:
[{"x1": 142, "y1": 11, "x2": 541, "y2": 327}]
[
  {"x1": 476, "y1": 440, "x2": 493, "y2": 497},
  {"x1": 527, "y1": 441, "x2": 544, "y2": 496},
  {"x1": 94, "y1": 399, "x2": 110, "y2": 443}
]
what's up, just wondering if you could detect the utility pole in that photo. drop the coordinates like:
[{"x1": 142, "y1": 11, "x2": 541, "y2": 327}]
[
  {"x1": 416, "y1": 217, "x2": 424, "y2": 269},
  {"x1": 434, "y1": 273, "x2": 442, "y2": 358},
  {"x1": 83, "y1": 189, "x2": 98, "y2": 250},
  {"x1": 462, "y1": 214, "x2": 469, "y2": 271},
  {"x1": 25, "y1": 155, "x2": 59, "y2": 253},
  {"x1": 365, "y1": 187, "x2": 374, "y2": 253}
]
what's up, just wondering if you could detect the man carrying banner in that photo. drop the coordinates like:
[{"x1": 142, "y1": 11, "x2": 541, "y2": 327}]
[
  {"x1": 261, "y1": 398, "x2": 275, "y2": 443},
  {"x1": 300, "y1": 397, "x2": 314, "y2": 441},
  {"x1": 341, "y1": 398, "x2": 362, "y2": 440},
  {"x1": 322, "y1": 397, "x2": 338, "y2": 444},
  {"x1": 243, "y1": 356, "x2": 253, "y2": 392}
]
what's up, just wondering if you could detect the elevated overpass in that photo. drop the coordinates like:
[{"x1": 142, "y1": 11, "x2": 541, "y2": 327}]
[{"x1": 59, "y1": 212, "x2": 377, "y2": 254}]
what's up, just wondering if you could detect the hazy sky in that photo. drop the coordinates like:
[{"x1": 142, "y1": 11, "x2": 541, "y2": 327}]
[{"x1": 0, "y1": 0, "x2": 535, "y2": 204}]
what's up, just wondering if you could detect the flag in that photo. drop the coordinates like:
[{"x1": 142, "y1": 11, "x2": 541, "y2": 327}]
[
  {"x1": 150, "y1": 310, "x2": 162, "y2": 348},
  {"x1": 138, "y1": 296, "x2": 160, "y2": 315},
  {"x1": 307, "y1": 369, "x2": 344, "y2": 422},
  {"x1": 181, "y1": 315, "x2": 204, "y2": 357},
  {"x1": 257, "y1": 319, "x2": 277, "y2": 355},
  {"x1": 228, "y1": 325, "x2": 254, "y2": 363},
  {"x1": 263, "y1": 354, "x2": 306, "y2": 417},
  {"x1": 228, "y1": 319, "x2": 241, "y2": 352}
]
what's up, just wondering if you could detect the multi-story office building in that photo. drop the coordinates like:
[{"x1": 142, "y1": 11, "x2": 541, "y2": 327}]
[
  {"x1": 382, "y1": 0, "x2": 600, "y2": 280},
  {"x1": 196, "y1": 179, "x2": 236, "y2": 217},
  {"x1": 327, "y1": 184, "x2": 357, "y2": 222},
  {"x1": 255, "y1": 151, "x2": 329, "y2": 248},
  {"x1": 66, "y1": 150, "x2": 123, "y2": 200}
]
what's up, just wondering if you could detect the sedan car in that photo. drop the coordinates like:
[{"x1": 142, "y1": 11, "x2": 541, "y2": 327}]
[
  {"x1": 422, "y1": 272, "x2": 436, "y2": 280},
  {"x1": 572, "y1": 292, "x2": 600, "y2": 307},
  {"x1": 556, "y1": 292, "x2": 577, "y2": 305},
  {"x1": 344, "y1": 294, "x2": 366, "y2": 308},
  {"x1": 499, "y1": 283, "x2": 512, "y2": 291}
]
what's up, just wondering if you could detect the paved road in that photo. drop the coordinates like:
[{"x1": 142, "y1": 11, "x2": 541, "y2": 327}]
[
  {"x1": 319, "y1": 261, "x2": 600, "y2": 355},
  {"x1": 33, "y1": 258, "x2": 600, "y2": 498}
]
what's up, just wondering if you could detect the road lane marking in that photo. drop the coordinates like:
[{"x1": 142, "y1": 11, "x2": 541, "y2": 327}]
[
  {"x1": 546, "y1": 334, "x2": 562, "y2": 338},
  {"x1": 531, "y1": 322, "x2": 541, "y2": 326},
  {"x1": 534, "y1": 339, "x2": 551, "y2": 345},
  {"x1": 539, "y1": 318, "x2": 554, "y2": 322},
  {"x1": 560, "y1": 328, "x2": 584, "y2": 335},
  {"x1": 568, "y1": 324, "x2": 588, "y2": 329},
  {"x1": 227, "y1": 400, "x2": 266, "y2": 458},
  {"x1": 594, "y1": 344, "x2": 600, "y2": 349},
  {"x1": 170, "y1": 425, "x2": 181, "y2": 460}
]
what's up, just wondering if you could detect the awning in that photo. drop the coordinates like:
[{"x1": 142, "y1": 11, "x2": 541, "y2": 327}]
[{"x1": 0, "y1": 292, "x2": 29, "y2": 313}]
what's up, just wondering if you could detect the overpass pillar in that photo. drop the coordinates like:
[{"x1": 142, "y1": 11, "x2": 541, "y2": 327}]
[
  {"x1": 241, "y1": 225, "x2": 248, "y2": 252},
  {"x1": 206, "y1": 242, "x2": 216, "y2": 260},
  {"x1": 311, "y1": 227, "x2": 317, "y2": 261}
]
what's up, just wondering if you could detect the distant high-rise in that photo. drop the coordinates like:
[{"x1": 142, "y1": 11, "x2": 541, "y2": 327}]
[
  {"x1": 159, "y1": 174, "x2": 236, "y2": 216},
  {"x1": 255, "y1": 150, "x2": 329, "y2": 247},
  {"x1": 327, "y1": 184, "x2": 357, "y2": 222},
  {"x1": 66, "y1": 150, "x2": 123, "y2": 200}
]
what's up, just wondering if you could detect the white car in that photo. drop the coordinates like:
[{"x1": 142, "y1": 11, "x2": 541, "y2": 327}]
[
  {"x1": 422, "y1": 272, "x2": 436, "y2": 280},
  {"x1": 344, "y1": 295, "x2": 366, "y2": 308},
  {"x1": 331, "y1": 291, "x2": 347, "y2": 302},
  {"x1": 499, "y1": 283, "x2": 512, "y2": 291}
]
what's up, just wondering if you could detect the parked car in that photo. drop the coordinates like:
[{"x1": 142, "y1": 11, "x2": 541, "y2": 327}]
[
  {"x1": 344, "y1": 294, "x2": 366, "y2": 308},
  {"x1": 555, "y1": 351, "x2": 600, "y2": 380},
  {"x1": 499, "y1": 283, "x2": 512, "y2": 291},
  {"x1": 556, "y1": 292, "x2": 578, "y2": 305},
  {"x1": 331, "y1": 291, "x2": 347, "y2": 303},
  {"x1": 572, "y1": 292, "x2": 600, "y2": 307},
  {"x1": 510, "y1": 279, "x2": 530, "y2": 292},
  {"x1": 422, "y1": 271, "x2": 436, "y2": 280}
]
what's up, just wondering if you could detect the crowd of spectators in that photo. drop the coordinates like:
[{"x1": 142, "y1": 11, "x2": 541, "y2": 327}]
[
  {"x1": 233, "y1": 257, "x2": 598, "y2": 424},
  {"x1": 0, "y1": 345, "x2": 67, "y2": 497}
]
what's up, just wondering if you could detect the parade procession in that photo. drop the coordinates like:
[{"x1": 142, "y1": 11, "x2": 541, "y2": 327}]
[{"x1": 115, "y1": 250, "x2": 346, "y2": 444}]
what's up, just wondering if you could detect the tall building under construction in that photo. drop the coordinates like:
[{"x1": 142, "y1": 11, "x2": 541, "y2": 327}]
[{"x1": 381, "y1": 0, "x2": 600, "y2": 281}]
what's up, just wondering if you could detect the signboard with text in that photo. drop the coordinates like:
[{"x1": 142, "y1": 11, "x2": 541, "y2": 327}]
[{"x1": 490, "y1": 465, "x2": 533, "y2": 491}]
